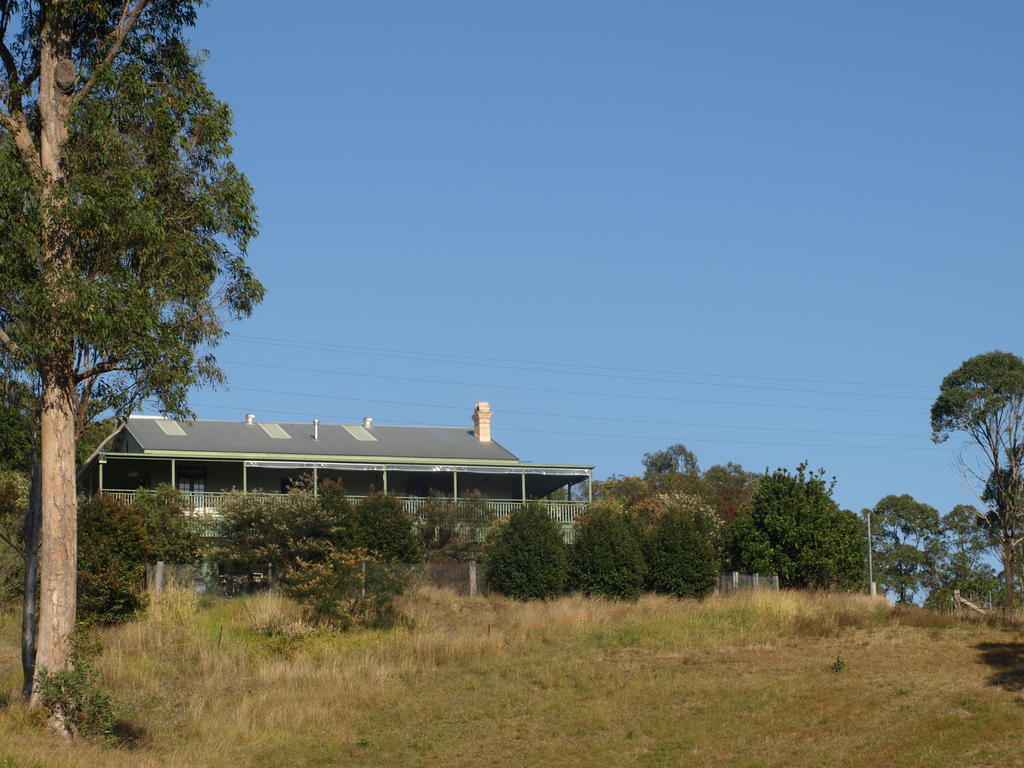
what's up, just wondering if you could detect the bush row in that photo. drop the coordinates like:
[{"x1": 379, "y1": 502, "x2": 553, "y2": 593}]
[{"x1": 484, "y1": 499, "x2": 719, "y2": 601}]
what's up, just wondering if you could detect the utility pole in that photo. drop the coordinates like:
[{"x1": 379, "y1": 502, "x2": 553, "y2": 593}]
[{"x1": 865, "y1": 508, "x2": 876, "y2": 596}]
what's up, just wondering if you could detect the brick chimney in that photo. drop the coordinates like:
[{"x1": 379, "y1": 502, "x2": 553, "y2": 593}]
[{"x1": 472, "y1": 401, "x2": 492, "y2": 442}]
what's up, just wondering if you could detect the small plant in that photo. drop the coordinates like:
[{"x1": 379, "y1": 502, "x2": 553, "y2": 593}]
[
  {"x1": 36, "y1": 652, "x2": 118, "y2": 743},
  {"x1": 828, "y1": 653, "x2": 845, "y2": 673}
]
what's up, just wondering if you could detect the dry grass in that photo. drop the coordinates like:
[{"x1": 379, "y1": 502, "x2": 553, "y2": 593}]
[{"x1": 1, "y1": 587, "x2": 1023, "y2": 767}]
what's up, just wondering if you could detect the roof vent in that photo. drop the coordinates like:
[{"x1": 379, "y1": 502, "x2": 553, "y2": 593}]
[
  {"x1": 313, "y1": 419, "x2": 320, "y2": 440},
  {"x1": 363, "y1": 417, "x2": 373, "y2": 428},
  {"x1": 245, "y1": 413, "x2": 255, "y2": 425}
]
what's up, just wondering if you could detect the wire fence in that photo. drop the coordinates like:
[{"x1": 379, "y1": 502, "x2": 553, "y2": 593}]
[
  {"x1": 718, "y1": 572, "x2": 779, "y2": 593},
  {"x1": 146, "y1": 558, "x2": 492, "y2": 597}
]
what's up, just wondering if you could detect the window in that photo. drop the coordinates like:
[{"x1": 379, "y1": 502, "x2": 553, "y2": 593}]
[{"x1": 177, "y1": 469, "x2": 206, "y2": 493}]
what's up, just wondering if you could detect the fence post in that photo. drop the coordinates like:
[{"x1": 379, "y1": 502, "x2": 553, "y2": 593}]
[
  {"x1": 732, "y1": 571, "x2": 739, "y2": 590},
  {"x1": 753, "y1": 573, "x2": 760, "y2": 589},
  {"x1": 154, "y1": 561, "x2": 165, "y2": 594},
  {"x1": 468, "y1": 558, "x2": 478, "y2": 598},
  {"x1": 361, "y1": 559, "x2": 367, "y2": 598},
  {"x1": 772, "y1": 574, "x2": 779, "y2": 591}
]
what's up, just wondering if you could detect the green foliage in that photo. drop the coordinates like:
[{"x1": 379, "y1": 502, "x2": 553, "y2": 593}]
[
  {"x1": 0, "y1": 1, "x2": 264, "y2": 422},
  {"x1": 601, "y1": 445, "x2": 759, "y2": 528},
  {"x1": 730, "y1": 463, "x2": 863, "y2": 590},
  {"x1": 0, "y1": 469, "x2": 27, "y2": 604},
  {"x1": 36, "y1": 651, "x2": 117, "y2": 744},
  {"x1": 353, "y1": 492, "x2": 422, "y2": 564},
  {"x1": 829, "y1": 653, "x2": 845, "y2": 673},
  {"x1": 77, "y1": 494, "x2": 149, "y2": 625},
  {"x1": 76, "y1": 417, "x2": 116, "y2": 469},
  {"x1": 417, "y1": 492, "x2": 494, "y2": 558},
  {"x1": 216, "y1": 484, "x2": 421, "y2": 627},
  {"x1": 133, "y1": 484, "x2": 202, "y2": 563},
  {"x1": 924, "y1": 504, "x2": 1002, "y2": 608},
  {"x1": 216, "y1": 482, "x2": 347, "y2": 570},
  {"x1": 0, "y1": 380, "x2": 33, "y2": 474},
  {"x1": 643, "y1": 443, "x2": 700, "y2": 479},
  {"x1": 643, "y1": 504, "x2": 719, "y2": 598},
  {"x1": 872, "y1": 494, "x2": 942, "y2": 604},
  {"x1": 485, "y1": 502, "x2": 568, "y2": 600},
  {"x1": 930, "y1": 351, "x2": 1024, "y2": 609},
  {"x1": 75, "y1": 488, "x2": 200, "y2": 624},
  {"x1": 282, "y1": 546, "x2": 414, "y2": 629},
  {"x1": 568, "y1": 503, "x2": 645, "y2": 600}
]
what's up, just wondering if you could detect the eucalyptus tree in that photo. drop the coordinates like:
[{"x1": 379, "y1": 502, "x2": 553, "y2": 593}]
[
  {"x1": 931, "y1": 351, "x2": 1024, "y2": 613},
  {"x1": 0, "y1": 0, "x2": 263, "y2": 707},
  {"x1": 871, "y1": 494, "x2": 941, "y2": 604}
]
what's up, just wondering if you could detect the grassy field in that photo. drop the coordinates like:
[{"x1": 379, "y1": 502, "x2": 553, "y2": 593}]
[{"x1": 1, "y1": 587, "x2": 1024, "y2": 767}]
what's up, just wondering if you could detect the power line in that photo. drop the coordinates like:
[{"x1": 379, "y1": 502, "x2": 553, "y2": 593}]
[
  {"x1": 201, "y1": 390, "x2": 925, "y2": 439},
  {"x1": 222, "y1": 363, "x2": 924, "y2": 416},
  {"x1": 191, "y1": 401, "x2": 941, "y2": 453},
  {"x1": 228, "y1": 333, "x2": 935, "y2": 392}
]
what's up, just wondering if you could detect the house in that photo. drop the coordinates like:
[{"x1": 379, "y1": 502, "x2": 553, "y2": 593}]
[{"x1": 80, "y1": 402, "x2": 593, "y2": 533}]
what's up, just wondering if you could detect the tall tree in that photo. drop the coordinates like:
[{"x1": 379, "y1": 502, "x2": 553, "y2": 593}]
[
  {"x1": 871, "y1": 494, "x2": 941, "y2": 604},
  {"x1": 931, "y1": 351, "x2": 1024, "y2": 613},
  {"x1": 730, "y1": 462, "x2": 863, "y2": 590},
  {"x1": 642, "y1": 443, "x2": 700, "y2": 480},
  {"x1": 0, "y1": 0, "x2": 263, "y2": 710},
  {"x1": 924, "y1": 504, "x2": 1000, "y2": 609}
]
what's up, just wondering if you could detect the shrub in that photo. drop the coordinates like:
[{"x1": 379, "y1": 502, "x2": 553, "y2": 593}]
[
  {"x1": 729, "y1": 463, "x2": 863, "y2": 589},
  {"x1": 353, "y1": 492, "x2": 421, "y2": 563},
  {"x1": 485, "y1": 502, "x2": 567, "y2": 600},
  {"x1": 568, "y1": 504, "x2": 644, "y2": 600},
  {"x1": 282, "y1": 546, "x2": 413, "y2": 628},
  {"x1": 132, "y1": 484, "x2": 203, "y2": 563},
  {"x1": 78, "y1": 494, "x2": 149, "y2": 624},
  {"x1": 417, "y1": 491, "x2": 493, "y2": 558},
  {"x1": 216, "y1": 484, "x2": 420, "y2": 627},
  {"x1": 37, "y1": 652, "x2": 117, "y2": 743},
  {"x1": 215, "y1": 482, "x2": 350, "y2": 570},
  {"x1": 643, "y1": 505, "x2": 719, "y2": 598}
]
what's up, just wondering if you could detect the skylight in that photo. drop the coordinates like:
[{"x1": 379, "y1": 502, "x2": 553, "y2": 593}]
[
  {"x1": 259, "y1": 423, "x2": 291, "y2": 439},
  {"x1": 343, "y1": 425, "x2": 377, "y2": 442},
  {"x1": 155, "y1": 420, "x2": 186, "y2": 436}
]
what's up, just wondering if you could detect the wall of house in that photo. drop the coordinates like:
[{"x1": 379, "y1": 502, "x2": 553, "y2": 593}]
[
  {"x1": 103, "y1": 458, "x2": 172, "y2": 489},
  {"x1": 453, "y1": 472, "x2": 523, "y2": 499},
  {"x1": 317, "y1": 469, "x2": 384, "y2": 496},
  {"x1": 245, "y1": 466, "x2": 314, "y2": 494},
  {"x1": 178, "y1": 461, "x2": 243, "y2": 493}
]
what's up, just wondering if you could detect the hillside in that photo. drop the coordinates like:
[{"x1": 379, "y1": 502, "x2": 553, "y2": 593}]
[{"x1": 2, "y1": 588, "x2": 1023, "y2": 767}]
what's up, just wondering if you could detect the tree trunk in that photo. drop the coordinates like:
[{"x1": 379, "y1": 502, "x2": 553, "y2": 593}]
[
  {"x1": 29, "y1": 4, "x2": 76, "y2": 712},
  {"x1": 29, "y1": 374, "x2": 77, "y2": 707},
  {"x1": 1003, "y1": 540, "x2": 1016, "y2": 616},
  {"x1": 21, "y1": 460, "x2": 41, "y2": 701}
]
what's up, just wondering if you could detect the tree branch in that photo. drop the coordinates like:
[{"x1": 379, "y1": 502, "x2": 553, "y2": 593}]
[
  {"x1": 0, "y1": 37, "x2": 16, "y2": 85},
  {"x1": 0, "y1": 107, "x2": 42, "y2": 176},
  {"x1": 71, "y1": 0, "x2": 152, "y2": 107},
  {"x1": 75, "y1": 420, "x2": 126, "y2": 480},
  {"x1": 0, "y1": 325, "x2": 21, "y2": 358},
  {"x1": 75, "y1": 359, "x2": 134, "y2": 383}
]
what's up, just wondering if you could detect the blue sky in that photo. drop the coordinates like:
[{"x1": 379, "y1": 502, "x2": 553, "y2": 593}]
[{"x1": 182, "y1": 1, "x2": 1024, "y2": 516}]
